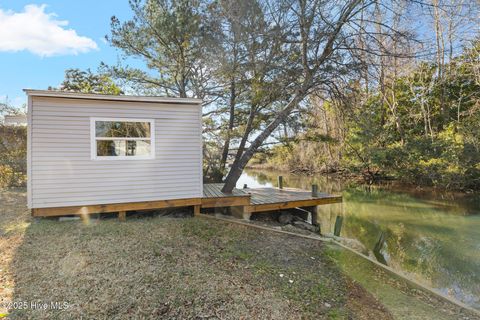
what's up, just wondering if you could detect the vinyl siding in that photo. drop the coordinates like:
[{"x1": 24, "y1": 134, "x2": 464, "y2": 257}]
[{"x1": 29, "y1": 96, "x2": 202, "y2": 208}]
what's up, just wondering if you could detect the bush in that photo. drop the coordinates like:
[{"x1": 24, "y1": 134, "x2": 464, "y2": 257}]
[
  {"x1": 0, "y1": 165, "x2": 26, "y2": 189},
  {"x1": 0, "y1": 125, "x2": 27, "y2": 189}
]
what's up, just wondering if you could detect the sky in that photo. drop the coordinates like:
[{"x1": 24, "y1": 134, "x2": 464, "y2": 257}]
[{"x1": 0, "y1": 1, "x2": 135, "y2": 108}]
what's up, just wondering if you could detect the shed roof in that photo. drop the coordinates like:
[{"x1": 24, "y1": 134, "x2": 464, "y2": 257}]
[{"x1": 23, "y1": 89, "x2": 202, "y2": 105}]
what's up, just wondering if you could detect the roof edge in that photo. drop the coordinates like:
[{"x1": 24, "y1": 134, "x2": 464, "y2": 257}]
[{"x1": 23, "y1": 89, "x2": 202, "y2": 105}]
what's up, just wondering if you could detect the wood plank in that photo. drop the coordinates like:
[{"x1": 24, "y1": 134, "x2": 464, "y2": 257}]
[
  {"x1": 32, "y1": 184, "x2": 341, "y2": 217},
  {"x1": 201, "y1": 196, "x2": 250, "y2": 208},
  {"x1": 194, "y1": 205, "x2": 201, "y2": 216},
  {"x1": 32, "y1": 197, "x2": 202, "y2": 217},
  {"x1": 247, "y1": 197, "x2": 342, "y2": 213},
  {"x1": 203, "y1": 185, "x2": 211, "y2": 197},
  {"x1": 202, "y1": 183, "x2": 249, "y2": 198},
  {"x1": 247, "y1": 188, "x2": 338, "y2": 206},
  {"x1": 213, "y1": 184, "x2": 226, "y2": 197},
  {"x1": 118, "y1": 211, "x2": 126, "y2": 222}
]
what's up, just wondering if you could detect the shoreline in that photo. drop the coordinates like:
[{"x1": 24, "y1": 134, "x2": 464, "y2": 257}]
[
  {"x1": 200, "y1": 213, "x2": 480, "y2": 317},
  {"x1": 245, "y1": 165, "x2": 480, "y2": 196}
]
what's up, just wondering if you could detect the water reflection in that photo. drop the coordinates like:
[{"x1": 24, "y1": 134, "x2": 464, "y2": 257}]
[{"x1": 237, "y1": 169, "x2": 480, "y2": 310}]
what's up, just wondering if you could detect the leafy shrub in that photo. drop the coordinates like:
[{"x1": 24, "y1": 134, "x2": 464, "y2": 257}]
[
  {"x1": 0, "y1": 125, "x2": 27, "y2": 189},
  {"x1": 0, "y1": 165, "x2": 26, "y2": 189}
]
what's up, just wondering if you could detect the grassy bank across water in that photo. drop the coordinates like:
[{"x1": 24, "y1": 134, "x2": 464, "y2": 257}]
[{"x1": 0, "y1": 190, "x2": 478, "y2": 319}]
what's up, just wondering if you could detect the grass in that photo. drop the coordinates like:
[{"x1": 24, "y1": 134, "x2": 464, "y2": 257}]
[{"x1": 0, "y1": 190, "x2": 477, "y2": 319}]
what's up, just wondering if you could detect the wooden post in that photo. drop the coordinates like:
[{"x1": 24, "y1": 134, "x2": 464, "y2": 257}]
[
  {"x1": 80, "y1": 213, "x2": 89, "y2": 224},
  {"x1": 194, "y1": 205, "x2": 201, "y2": 216},
  {"x1": 311, "y1": 206, "x2": 318, "y2": 226},
  {"x1": 278, "y1": 176, "x2": 283, "y2": 189},
  {"x1": 118, "y1": 211, "x2": 126, "y2": 222},
  {"x1": 242, "y1": 206, "x2": 252, "y2": 220},
  {"x1": 306, "y1": 206, "x2": 319, "y2": 226},
  {"x1": 311, "y1": 184, "x2": 318, "y2": 197},
  {"x1": 333, "y1": 215, "x2": 343, "y2": 236}
]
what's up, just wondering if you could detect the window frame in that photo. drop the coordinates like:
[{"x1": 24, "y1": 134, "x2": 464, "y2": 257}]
[{"x1": 90, "y1": 117, "x2": 155, "y2": 160}]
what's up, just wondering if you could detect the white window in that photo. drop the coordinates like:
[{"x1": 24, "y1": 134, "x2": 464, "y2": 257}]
[{"x1": 90, "y1": 118, "x2": 155, "y2": 160}]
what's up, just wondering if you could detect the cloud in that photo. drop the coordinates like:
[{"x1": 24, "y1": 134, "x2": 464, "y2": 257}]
[{"x1": 0, "y1": 4, "x2": 98, "y2": 57}]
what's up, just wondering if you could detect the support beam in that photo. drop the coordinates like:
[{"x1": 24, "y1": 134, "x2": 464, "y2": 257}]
[
  {"x1": 118, "y1": 211, "x2": 126, "y2": 222},
  {"x1": 194, "y1": 205, "x2": 201, "y2": 216},
  {"x1": 242, "y1": 206, "x2": 252, "y2": 221},
  {"x1": 245, "y1": 197, "x2": 342, "y2": 213},
  {"x1": 306, "y1": 206, "x2": 318, "y2": 226},
  {"x1": 32, "y1": 197, "x2": 202, "y2": 217}
]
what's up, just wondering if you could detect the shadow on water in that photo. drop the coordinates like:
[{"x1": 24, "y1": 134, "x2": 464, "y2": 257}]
[{"x1": 238, "y1": 169, "x2": 480, "y2": 310}]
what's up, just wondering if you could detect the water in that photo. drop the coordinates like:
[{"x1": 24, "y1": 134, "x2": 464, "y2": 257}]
[{"x1": 237, "y1": 169, "x2": 480, "y2": 310}]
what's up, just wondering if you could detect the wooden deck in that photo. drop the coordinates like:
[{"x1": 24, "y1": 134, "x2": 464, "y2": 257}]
[
  {"x1": 201, "y1": 183, "x2": 342, "y2": 219},
  {"x1": 32, "y1": 183, "x2": 341, "y2": 221},
  {"x1": 245, "y1": 187, "x2": 342, "y2": 213},
  {"x1": 201, "y1": 183, "x2": 251, "y2": 208}
]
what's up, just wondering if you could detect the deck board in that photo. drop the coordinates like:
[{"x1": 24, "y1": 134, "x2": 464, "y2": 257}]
[
  {"x1": 202, "y1": 184, "x2": 342, "y2": 213},
  {"x1": 33, "y1": 184, "x2": 341, "y2": 217},
  {"x1": 202, "y1": 183, "x2": 250, "y2": 198}
]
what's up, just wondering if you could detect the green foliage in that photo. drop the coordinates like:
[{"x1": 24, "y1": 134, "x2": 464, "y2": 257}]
[
  {"x1": 263, "y1": 40, "x2": 480, "y2": 190},
  {"x1": 105, "y1": 0, "x2": 216, "y2": 97},
  {"x1": 59, "y1": 69, "x2": 123, "y2": 95},
  {"x1": 0, "y1": 126, "x2": 27, "y2": 189},
  {"x1": 344, "y1": 42, "x2": 480, "y2": 190}
]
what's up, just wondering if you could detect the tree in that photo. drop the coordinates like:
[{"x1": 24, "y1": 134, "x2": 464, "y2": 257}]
[
  {"x1": 105, "y1": 0, "x2": 219, "y2": 100},
  {"x1": 104, "y1": 0, "x2": 231, "y2": 180},
  {"x1": 220, "y1": 0, "x2": 417, "y2": 192},
  {"x1": 105, "y1": 0, "x2": 420, "y2": 192},
  {"x1": 59, "y1": 69, "x2": 123, "y2": 95}
]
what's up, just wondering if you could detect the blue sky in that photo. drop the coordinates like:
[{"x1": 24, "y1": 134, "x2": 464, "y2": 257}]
[{"x1": 0, "y1": 1, "x2": 135, "y2": 108}]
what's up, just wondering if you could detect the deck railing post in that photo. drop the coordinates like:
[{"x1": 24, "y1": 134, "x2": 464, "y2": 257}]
[
  {"x1": 311, "y1": 184, "x2": 318, "y2": 197},
  {"x1": 278, "y1": 176, "x2": 283, "y2": 189}
]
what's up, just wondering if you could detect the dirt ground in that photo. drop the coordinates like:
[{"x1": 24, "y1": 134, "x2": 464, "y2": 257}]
[{"x1": 0, "y1": 190, "x2": 477, "y2": 319}]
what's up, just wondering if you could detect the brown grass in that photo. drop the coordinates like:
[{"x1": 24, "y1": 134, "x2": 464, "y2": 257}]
[{"x1": 0, "y1": 190, "x2": 396, "y2": 319}]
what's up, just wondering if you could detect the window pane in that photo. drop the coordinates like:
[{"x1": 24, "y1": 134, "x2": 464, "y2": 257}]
[
  {"x1": 97, "y1": 140, "x2": 151, "y2": 157},
  {"x1": 95, "y1": 121, "x2": 151, "y2": 138}
]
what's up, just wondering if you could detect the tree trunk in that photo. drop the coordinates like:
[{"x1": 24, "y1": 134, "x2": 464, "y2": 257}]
[
  {"x1": 219, "y1": 79, "x2": 236, "y2": 175},
  {"x1": 222, "y1": 91, "x2": 306, "y2": 193},
  {"x1": 220, "y1": 0, "x2": 360, "y2": 193},
  {"x1": 433, "y1": 0, "x2": 447, "y2": 129}
]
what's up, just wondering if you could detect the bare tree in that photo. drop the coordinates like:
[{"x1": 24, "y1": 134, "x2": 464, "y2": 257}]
[{"x1": 221, "y1": 0, "x2": 416, "y2": 192}]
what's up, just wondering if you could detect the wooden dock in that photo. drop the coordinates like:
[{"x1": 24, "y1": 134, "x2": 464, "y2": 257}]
[
  {"x1": 32, "y1": 182, "x2": 342, "y2": 220},
  {"x1": 200, "y1": 183, "x2": 342, "y2": 220},
  {"x1": 201, "y1": 183, "x2": 250, "y2": 208}
]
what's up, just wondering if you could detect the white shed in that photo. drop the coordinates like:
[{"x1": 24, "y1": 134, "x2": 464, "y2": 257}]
[{"x1": 25, "y1": 90, "x2": 203, "y2": 217}]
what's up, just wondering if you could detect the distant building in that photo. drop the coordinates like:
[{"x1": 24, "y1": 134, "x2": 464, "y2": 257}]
[{"x1": 3, "y1": 114, "x2": 27, "y2": 126}]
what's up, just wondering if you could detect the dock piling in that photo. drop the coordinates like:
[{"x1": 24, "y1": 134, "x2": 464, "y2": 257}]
[
  {"x1": 334, "y1": 215, "x2": 343, "y2": 236},
  {"x1": 278, "y1": 176, "x2": 283, "y2": 189},
  {"x1": 311, "y1": 184, "x2": 318, "y2": 197}
]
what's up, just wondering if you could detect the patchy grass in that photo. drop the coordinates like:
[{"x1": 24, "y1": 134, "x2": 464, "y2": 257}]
[
  {"x1": 0, "y1": 191, "x2": 392, "y2": 319},
  {"x1": 0, "y1": 190, "x2": 476, "y2": 319}
]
